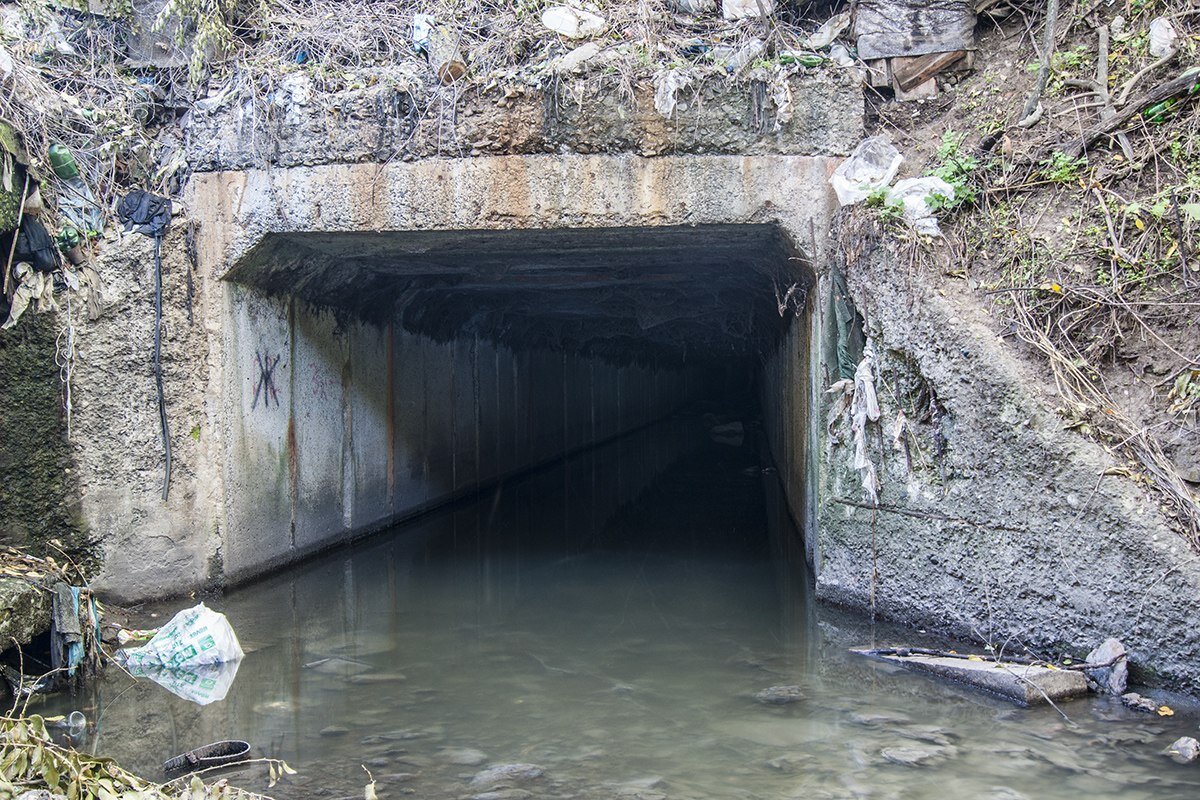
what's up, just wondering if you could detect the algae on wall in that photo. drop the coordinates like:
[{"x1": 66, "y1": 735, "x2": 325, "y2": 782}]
[{"x1": 0, "y1": 311, "x2": 88, "y2": 561}]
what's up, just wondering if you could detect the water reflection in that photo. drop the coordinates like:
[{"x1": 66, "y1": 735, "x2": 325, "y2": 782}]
[{"x1": 37, "y1": 414, "x2": 1200, "y2": 799}]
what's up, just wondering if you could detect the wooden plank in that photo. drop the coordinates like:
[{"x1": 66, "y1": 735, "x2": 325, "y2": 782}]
[
  {"x1": 893, "y1": 75, "x2": 938, "y2": 102},
  {"x1": 891, "y1": 50, "x2": 967, "y2": 92},
  {"x1": 865, "y1": 58, "x2": 892, "y2": 89}
]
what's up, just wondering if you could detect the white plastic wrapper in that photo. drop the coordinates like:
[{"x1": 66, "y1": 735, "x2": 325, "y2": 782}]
[
  {"x1": 123, "y1": 603, "x2": 244, "y2": 670},
  {"x1": 541, "y1": 6, "x2": 606, "y2": 39},
  {"x1": 1149, "y1": 17, "x2": 1178, "y2": 58},
  {"x1": 888, "y1": 176, "x2": 955, "y2": 236},
  {"x1": 722, "y1": 0, "x2": 775, "y2": 20},
  {"x1": 130, "y1": 661, "x2": 242, "y2": 706},
  {"x1": 829, "y1": 136, "x2": 904, "y2": 206}
]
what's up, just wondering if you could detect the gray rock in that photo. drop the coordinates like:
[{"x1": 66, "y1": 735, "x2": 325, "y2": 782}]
[
  {"x1": 1120, "y1": 692, "x2": 1161, "y2": 713},
  {"x1": 1085, "y1": 638, "x2": 1128, "y2": 695},
  {"x1": 439, "y1": 747, "x2": 488, "y2": 766},
  {"x1": 469, "y1": 764, "x2": 545, "y2": 790},
  {"x1": 319, "y1": 725, "x2": 349, "y2": 737},
  {"x1": 753, "y1": 685, "x2": 806, "y2": 705},
  {"x1": 1166, "y1": 736, "x2": 1200, "y2": 764},
  {"x1": 880, "y1": 745, "x2": 954, "y2": 767},
  {"x1": 472, "y1": 791, "x2": 533, "y2": 800}
]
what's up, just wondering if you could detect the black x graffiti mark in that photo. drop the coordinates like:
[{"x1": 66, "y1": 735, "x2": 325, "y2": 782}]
[{"x1": 252, "y1": 351, "x2": 281, "y2": 410}]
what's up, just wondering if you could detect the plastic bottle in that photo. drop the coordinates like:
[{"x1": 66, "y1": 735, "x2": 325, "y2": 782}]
[{"x1": 48, "y1": 144, "x2": 103, "y2": 238}]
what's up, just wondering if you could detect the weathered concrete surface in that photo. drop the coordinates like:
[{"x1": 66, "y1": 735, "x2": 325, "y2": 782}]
[
  {"x1": 73, "y1": 153, "x2": 837, "y2": 602},
  {"x1": 0, "y1": 577, "x2": 51, "y2": 650},
  {"x1": 789, "y1": 214, "x2": 1200, "y2": 691},
  {"x1": 854, "y1": 650, "x2": 1089, "y2": 706},
  {"x1": 0, "y1": 312, "x2": 86, "y2": 559},
  {"x1": 184, "y1": 69, "x2": 864, "y2": 170}
]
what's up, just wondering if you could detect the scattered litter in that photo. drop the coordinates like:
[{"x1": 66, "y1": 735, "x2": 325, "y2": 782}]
[
  {"x1": 122, "y1": 603, "x2": 243, "y2": 669},
  {"x1": 120, "y1": 603, "x2": 244, "y2": 705},
  {"x1": 673, "y1": 0, "x2": 715, "y2": 12},
  {"x1": 3, "y1": 262, "x2": 58, "y2": 329},
  {"x1": 653, "y1": 68, "x2": 692, "y2": 117},
  {"x1": 557, "y1": 42, "x2": 602, "y2": 74},
  {"x1": 1149, "y1": 17, "x2": 1178, "y2": 58},
  {"x1": 731, "y1": 38, "x2": 766, "y2": 74},
  {"x1": 887, "y1": 176, "x2": 955, "y2": 236},
  {"x1": 426, "y1": 24, "x2": 467, "y2": 85},
  {"x1": 722, "y1": 0, "x2": 774, "y2": 20},
  {"x1": 411, "y1": 13, "x2": 434, "y2": 53},
  {"x1": 828, "y1": 44, "x2": 855, "y2": 68},
  {"x1": 163, "y1": 739, "x2": 252, "y2": 775},
  {"x1": 48, "y1": 144, "x2": 103, "y2": 238},
  {"x1": 803, "y1": 11, "x2": 850, "y2": 50},
  {"x1": 850, "y1": 351, "x2": 882, "y2": 503},
  {"x1": 541, "y1": 6, "x2": 606, "y2": 39},
  {"x1": 830, "y1": 136, "x2": 903, "y2": 206},
  {"x1": 116, "y1": 627, "x2": 159, "y2": 646}
]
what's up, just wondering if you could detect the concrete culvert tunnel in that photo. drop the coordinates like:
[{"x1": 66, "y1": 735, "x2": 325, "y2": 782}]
[{"x1": 218, "y1": 222, "x2": 815, "y2": 582}]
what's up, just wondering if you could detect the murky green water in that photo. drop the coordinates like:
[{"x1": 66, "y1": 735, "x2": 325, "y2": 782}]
[{"x1": 38, "y1": 417, "x2": 1200, "y2": 799}]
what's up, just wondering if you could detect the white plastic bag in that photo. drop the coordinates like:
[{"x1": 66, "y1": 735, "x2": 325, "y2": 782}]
[
  {"x1": 887, "y1": 176, "x2": 955, "y2": 236},
  {"x1": 122, "y1": 603, "x2": 244, "y2": 670},
  {"x1": 1149, "y1": 17, "x2": 1177, "y2": 58},
  {"x1": 541, "y1": 6, "x2": 606, "y2": 39},
  {"x1": 723, "y1": 0, "x2": 774, "y2": 20},
  {"x1": 830, "y1": 136, "x2": 904, "y2": 206}
]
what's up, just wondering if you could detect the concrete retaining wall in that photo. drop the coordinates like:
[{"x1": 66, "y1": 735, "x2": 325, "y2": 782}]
[{"x1": 80, "y1": 154, "x2": 840, "y2": 602}]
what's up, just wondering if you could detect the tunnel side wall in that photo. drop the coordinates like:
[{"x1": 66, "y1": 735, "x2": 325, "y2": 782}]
[{"x1": 220, "y1": 289, "x2": 702, "y2": 585}]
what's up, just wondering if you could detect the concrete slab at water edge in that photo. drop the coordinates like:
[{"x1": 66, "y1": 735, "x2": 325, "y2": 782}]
[
  {"x1": 0, "y1": 577, "x2": 51, "y2": 650},
  {"x1": 852, "y1": 649, "x2": 1089, "y2": 706}
]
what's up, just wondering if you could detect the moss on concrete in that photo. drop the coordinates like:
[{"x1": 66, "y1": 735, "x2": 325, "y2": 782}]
[{"x1": 0, "y1": 312, "x2": 90, "y2": 564}]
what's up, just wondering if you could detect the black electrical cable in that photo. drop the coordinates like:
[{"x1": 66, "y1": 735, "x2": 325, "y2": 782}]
[{"x1": 153, "y1": 234, "x2": 171, "y2": 501}]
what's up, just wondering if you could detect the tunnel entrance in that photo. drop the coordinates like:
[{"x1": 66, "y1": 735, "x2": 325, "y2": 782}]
[{"x1": 219, "y1": 222, "x2": 815, "y2": 584}]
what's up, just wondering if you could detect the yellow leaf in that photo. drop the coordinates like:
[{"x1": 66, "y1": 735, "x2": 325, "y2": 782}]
[
  {"x1": 967, "y1": 655, "x2": 984, "y2": 661},
  {"x1": 281, "y1": 762, "x2": 298, "y2": 775},
  {"x1": 1134, "y1": 217, "x2": 1145, "y2": 230},
  {"x1": 1158, "y1": 705, "x2": 1175, "y2": 716}
]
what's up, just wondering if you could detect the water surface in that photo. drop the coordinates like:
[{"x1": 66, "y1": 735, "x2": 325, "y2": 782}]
[{"x1": 39, "y1": 417, "x2": 1200, "y2": 799}]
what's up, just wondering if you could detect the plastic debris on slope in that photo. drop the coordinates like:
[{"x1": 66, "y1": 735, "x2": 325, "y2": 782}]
[{"x1": 830, "y1": 136, "x2": 903, "y2": 206}]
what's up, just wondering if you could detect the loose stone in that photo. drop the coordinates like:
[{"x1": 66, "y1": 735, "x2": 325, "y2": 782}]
[
  {"x1": 469, "y1": 764, "x2": 545, "y2": 790},
  {"x1": 1166, "y1": 736, "x2": 1200, "y2": 764},
  {"x1": 1084, "y1": 638, "x2": 1128, "y2": 695},
  {"x1": 753, "y1": 685, "x2": 806, "y2": 705}
]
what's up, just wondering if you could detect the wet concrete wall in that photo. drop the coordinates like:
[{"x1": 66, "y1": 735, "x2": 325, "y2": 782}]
[
  {"x1": 221, "y1": 288, "x2": 700, "y2": 584},
  {"x1": 77, "y1": 153, "x2": 840, "y2": 603}
]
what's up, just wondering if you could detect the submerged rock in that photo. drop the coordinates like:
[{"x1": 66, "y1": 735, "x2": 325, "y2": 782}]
[
  {"x1": 1166, "y1": 736, "x2": 1200, "y2": 764},
  {"x1": 469, "y1": 763, "x2": 545, "y2": 790},
  {"x1": 439, "y1": 747, "x2": 488, "y2": 766},
  {"x1": 1085, "y1": 638, "x2": 1128, "y2": 695},
  {"x1": 1120, "y1": 692, "x2": 1161, "y2": 713},
  {"x1": 879, "y1": 745, "x2": 955, "y2": 767},
  {"x1": 753, "y1": 685, "x2": 806, "y2": 705}
]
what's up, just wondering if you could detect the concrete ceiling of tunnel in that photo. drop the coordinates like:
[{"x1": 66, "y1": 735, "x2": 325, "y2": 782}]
[{"x1": 227, "y1": 224, "x2": 812, "y2": 364}]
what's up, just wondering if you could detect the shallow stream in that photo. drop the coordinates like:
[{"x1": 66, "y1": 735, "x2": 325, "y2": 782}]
[{"x1": 39, "y1": 417, "x2": 1200, "y2": 799}]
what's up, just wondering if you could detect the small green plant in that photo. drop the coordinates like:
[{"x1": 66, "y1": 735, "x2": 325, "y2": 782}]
[
  {"x1": 929, "y1": 130, "x2": 979, "y2": 211},
  {"x1": 1041, "y1": 151, "x2": 1088, "y2": 184},
  {"x1": 864, "y1": 186, "x2": 905, "y2": 222}
]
